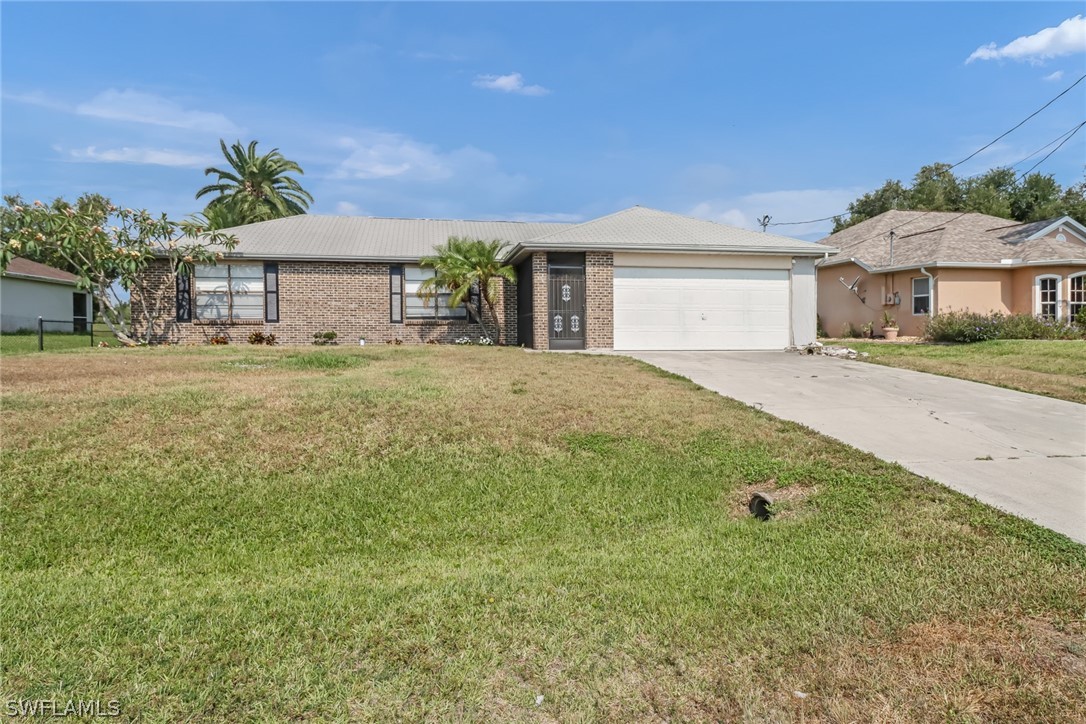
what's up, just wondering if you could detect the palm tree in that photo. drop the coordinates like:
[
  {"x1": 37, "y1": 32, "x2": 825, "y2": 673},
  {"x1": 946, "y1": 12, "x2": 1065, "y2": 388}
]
[
  {"x1": 196, "y1": 140, "x2": 313, "y2": 224},
  {"x1": 190, "y1": 199, "x2": 251, "y2": 231},
  {"x1": 419, "y1": 237, "x2": 517, "y2": 343}
]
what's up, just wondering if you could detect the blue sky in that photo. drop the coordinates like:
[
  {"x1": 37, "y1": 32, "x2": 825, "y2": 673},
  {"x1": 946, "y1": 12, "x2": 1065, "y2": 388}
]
[{"x1": 2, "y1": 2, "x2": 1085, "y2": 240}]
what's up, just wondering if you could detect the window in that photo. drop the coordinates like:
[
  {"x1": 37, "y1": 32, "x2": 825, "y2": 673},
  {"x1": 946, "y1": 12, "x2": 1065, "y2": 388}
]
[
  {"x1": 1070, "y1": 274, "x2": 1085, "y2": 323},
  {"x1": 911, "y1": 277, "x2": 930, "y2": 315},
  {"x1": 263, "y1": 263, "x2": 279, "y2": 323},
  {"x1": 1036, "y1": 275, "x2": 1060, "y2": 320},
  {"x1": 404, "y1": 265, "x2": 466, "y2": 319},
  {"x1": 194, "y1": 263, "x2": 264, "y2": 321}
]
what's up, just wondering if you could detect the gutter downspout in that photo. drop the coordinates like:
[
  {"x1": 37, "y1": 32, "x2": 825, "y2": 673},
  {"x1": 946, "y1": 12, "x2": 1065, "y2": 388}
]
[{"x1": 920, "y1": 266, "x2": 935, "y2": 319}]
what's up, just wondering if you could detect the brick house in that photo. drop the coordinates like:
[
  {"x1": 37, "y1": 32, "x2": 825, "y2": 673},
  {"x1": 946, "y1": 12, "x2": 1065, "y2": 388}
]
[
  {"x1": 134, "y1": 206, "x2": 833, "y2": 350},
  {"x1": 816, "y1": 211, "x2": 1086, "y2": 338}
]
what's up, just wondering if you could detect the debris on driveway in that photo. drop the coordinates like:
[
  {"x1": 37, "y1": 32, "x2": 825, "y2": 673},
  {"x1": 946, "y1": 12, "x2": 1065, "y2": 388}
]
[{"x1": 785, "y1": 341, "x2": 869, "y2": 359}]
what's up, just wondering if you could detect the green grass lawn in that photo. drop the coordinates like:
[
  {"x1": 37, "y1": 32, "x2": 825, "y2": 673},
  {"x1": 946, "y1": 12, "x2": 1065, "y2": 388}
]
[
  {"x1": 1, "y1": 326, "x2": 114, "y2": 355},
  {"x1": 837, "y1": 339, "x2": 1086, "y2": 404},
  {"x1": 2, "y1": 346, "x2": 1084, "y2": 721}
]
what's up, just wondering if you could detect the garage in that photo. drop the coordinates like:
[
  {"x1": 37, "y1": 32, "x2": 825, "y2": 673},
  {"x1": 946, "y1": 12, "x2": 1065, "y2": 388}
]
[{"x1": 613, "y1": 265, "x2": 791, "y2": 351}]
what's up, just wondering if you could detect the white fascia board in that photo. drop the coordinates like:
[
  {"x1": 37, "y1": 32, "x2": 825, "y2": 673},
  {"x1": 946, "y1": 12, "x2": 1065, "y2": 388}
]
[{"x1": 1026, "y1": 216, "x2": 1086, "y2": 242}]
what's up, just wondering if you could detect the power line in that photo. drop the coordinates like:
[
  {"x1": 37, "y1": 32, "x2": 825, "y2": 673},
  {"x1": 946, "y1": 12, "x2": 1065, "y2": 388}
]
[
  {"x1": 947, "y1": 73, "x2": 1084, "y2": 172},
  {"x1": 767, "y1": 73, "x2": 1086, "y2": 228},
  {"x1": 823, "y1": 118, "x2": 1086, "y2": 258}
]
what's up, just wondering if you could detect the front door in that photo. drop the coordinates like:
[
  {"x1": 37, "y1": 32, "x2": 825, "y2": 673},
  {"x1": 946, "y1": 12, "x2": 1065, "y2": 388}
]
[{"x1": 548, "y1": 254, "x2": 586, "y2": 350}]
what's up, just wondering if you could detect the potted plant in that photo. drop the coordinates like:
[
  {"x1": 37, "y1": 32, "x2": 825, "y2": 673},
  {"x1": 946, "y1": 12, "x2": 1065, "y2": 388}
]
[{"x1": 881, "y1": 310, "x2": 899, "y2": 341}]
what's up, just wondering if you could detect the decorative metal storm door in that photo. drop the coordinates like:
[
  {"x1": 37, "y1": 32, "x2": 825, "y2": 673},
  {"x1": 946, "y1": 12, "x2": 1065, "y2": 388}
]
[{"x1": 548, "y1": 254, "x2": 586, "y2": 350}]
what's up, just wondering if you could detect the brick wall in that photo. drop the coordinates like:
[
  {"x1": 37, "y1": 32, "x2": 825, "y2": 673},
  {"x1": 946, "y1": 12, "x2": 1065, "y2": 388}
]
[
  {"x1": 526, "y1": 251, "x2": 614, "y2": 350},
  {"x1": 132, "y1": 259, "x2": 516, "y2": 346},
  {"x1": 585, "y1": 251, "x2": 614, "y2": 349},
  {"x1": 531, "y1": 252, "x2": 549, "y2": 350}
]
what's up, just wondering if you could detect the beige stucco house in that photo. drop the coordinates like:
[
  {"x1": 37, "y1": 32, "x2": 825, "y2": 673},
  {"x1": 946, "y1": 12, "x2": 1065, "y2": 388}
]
[{"x1": 815, "y1": 210, "x2": 1086, "y2": 338}]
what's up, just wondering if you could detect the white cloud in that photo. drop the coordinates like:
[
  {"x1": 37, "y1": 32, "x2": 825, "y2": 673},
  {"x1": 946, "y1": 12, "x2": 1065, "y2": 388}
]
[
  {"x1": 2, "y1": 90, "x2": 72, "y2": 112},
  {"x1": 967, "y1": 15, "x2": 1086, "y2": 64},
  {"x1": 335, "y1": 201, "x2": 363, "y2": 215},
  {"x1": 67, "y1": 145, "x2": 215, "y2": 168},
  {"x1": 1043, "y1": 70, "x2": 1065, "y2": 82},
  {"x1": 333, "y1": 131, "x2": 456, "y2": 181},
  {"x1": 472, "y1": 72, "x2": 550, "y2": 96},
  {"x1": 689, "y1": 187, "x2": 865, "y2": 240},
  {"x1": 75, "y1": 89, "x2": 242, "y2": 134}
]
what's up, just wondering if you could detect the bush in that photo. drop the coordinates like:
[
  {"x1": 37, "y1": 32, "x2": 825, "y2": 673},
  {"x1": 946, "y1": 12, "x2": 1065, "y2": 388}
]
[
  {"x1": 209, "y1": 335, "x2": 229, "y2": 345},
  {"x1": 248, "y1": 331, "x2": 277, "y2": 346},
  {"x1": 312, "y1": 330, "x2": 338, "y2": 346},
  {"x1": 924, "y1": 310, "x2": 1086, "y2": 343}
]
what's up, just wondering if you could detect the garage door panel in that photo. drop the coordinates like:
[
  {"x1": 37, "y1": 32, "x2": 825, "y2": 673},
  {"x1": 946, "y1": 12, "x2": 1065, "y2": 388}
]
[{"x1": 613, "y1": 265, "x2": 790, "y2": 350}]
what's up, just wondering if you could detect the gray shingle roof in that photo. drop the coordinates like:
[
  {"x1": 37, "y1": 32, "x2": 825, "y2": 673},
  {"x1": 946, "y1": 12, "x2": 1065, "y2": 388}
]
[
  {"x1": 210, "y1": 216, "x2": 568, "y2": 261},
  {"x1": 207, "y1": 206, "x2": 828, "y2": 261},
  {"x1": 818, "y1": 210, "x2": 1086, "y2": 269},
  {"x1": 511, "y1": 206, "x2": 830, "y2": 256}
]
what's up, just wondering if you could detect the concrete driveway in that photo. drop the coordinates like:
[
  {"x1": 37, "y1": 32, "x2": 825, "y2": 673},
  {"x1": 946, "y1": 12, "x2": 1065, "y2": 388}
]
[{"x1": 630, "y1": 351, "x2": 1086, "y2": 544}]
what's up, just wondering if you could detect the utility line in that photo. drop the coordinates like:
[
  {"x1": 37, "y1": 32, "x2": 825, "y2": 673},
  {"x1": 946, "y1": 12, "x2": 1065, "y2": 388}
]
[
  {"x1": 825, "y1": 119, "x2": 1086, "y2": 256},
  {"x1": 767, "y1": 73, "x2": 1086, "y2": 228}
]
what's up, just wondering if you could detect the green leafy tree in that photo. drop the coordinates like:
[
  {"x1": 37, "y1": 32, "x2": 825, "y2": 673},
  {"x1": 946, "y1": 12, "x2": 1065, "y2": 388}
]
[
  {"x1": 196, "y1": 140, "x2": 313, "y2": 225},
  {"x1": 1, "y1": 195, "x2": 236, "y2": 345},
  {"x1": 1010, "y1": 173, "x2": 1064, "y2": 222},
  {"x1": 832, "y1": 180, "x2": 908, "y2": 232},
  {"x1": 963, "y1": 167, "x2": 1017, "y2": 218},
  {"x1": 419, "y1": 237, "x2": 517, "y2": 344},
  {"x1": 834, "y1": 164, "x2": 1086, "y2": 231}
]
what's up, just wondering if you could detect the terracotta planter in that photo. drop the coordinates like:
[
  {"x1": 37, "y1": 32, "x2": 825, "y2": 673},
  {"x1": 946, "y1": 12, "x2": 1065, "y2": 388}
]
[{"x1": 882, "y1": 327, "x2": 899, "y2": 341}]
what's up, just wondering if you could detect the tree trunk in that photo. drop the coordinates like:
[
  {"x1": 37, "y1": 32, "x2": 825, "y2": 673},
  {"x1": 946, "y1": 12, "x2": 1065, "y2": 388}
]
[{"x1": 483, "y1": 295, "x2": 502, "y2": 345}]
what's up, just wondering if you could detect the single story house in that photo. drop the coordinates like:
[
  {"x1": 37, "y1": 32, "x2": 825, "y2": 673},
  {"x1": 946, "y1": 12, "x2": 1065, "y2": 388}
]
[
  {"x1": 816, "y1": 210, "x2": 1086, "y2": 338},
  {"x1": 0, "y1": 257, "x2": 91, "y2": 333},
  {"x1": 134, "y1": 206, "x2": 834, "y2": 350}
]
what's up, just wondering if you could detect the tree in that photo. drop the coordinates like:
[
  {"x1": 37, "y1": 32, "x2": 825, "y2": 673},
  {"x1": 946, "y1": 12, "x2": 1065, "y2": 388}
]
[
  {"x1": 1, "y1": 195, "x2": 236, "y2": 345},
  {"x1": 196, "y1": 140, "x2": 313, "y2": 225},
  {"x1": 907, "y1": 163, "x2": 964, "y2": 212},
  {"x1": 833, "y1": 163, "x2": 1086, "y2": 232},
  {"x1": 832, "y1": 180, "x2": 908, "y2": 232},
  {"x1": 418, "y1": 237, "x2": 517, "y2": 344}
]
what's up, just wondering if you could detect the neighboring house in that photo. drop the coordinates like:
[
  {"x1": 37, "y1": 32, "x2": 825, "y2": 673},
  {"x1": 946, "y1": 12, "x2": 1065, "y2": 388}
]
[
  {"x1": 133, "y1": 206, "x2": 833, "y2": 350},
  {"x1": 0, "y1": 258, "x2": 91, "y2": 333},
  {"x1": 816, "y1": 210, "x2": 1086, "y2": 338}
]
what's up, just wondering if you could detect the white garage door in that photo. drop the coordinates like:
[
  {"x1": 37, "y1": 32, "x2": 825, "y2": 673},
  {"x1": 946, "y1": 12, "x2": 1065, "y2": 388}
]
[{"x1": 613, "y1": 266, "x2": 791, "y2": 350}]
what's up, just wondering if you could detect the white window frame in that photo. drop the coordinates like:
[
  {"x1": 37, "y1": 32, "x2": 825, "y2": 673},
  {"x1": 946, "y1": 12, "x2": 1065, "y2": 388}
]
[
  {"x1": 1034, "y1": 274, "x2": 1062, "y2": 320},
  {"x1": 1069, "y1": 272, "x2": 1086, "y2": 323},
  {"x1": 404, "y1": 265, "x2": 467, "y2": 320},
  {"x1": 194, "y1": 262, "x2": 265, "y2": 322},
  {"x1": 911, "y1": 276, "x2": 931, "y2": 316}
]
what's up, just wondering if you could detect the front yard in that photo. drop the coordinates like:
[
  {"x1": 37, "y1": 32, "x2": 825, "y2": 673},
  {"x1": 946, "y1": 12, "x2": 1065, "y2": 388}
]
[
  {"x1": 2, "y1": 345, "x2": 1084, "y2": 721},
  {"x1": 839, "y1": 339, "x2": 1086, "y2": 404}
]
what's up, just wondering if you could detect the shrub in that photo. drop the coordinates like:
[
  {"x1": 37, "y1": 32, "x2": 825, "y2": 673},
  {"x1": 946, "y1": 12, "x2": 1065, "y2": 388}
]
[
  {"x1": 209, "y1": 335, "x2": 229, "y2": 345},
  {"x1": 924, "y1": 310, "x2": 1086, "y2": 343},
  {"x1": 312, "y1": 331, "x2": 338, "y2": 346},
  {"x1": 839, "y1": 322, "x2": 857, "y2": 339},
  {"x1": 248, "y1": 331, "x2": 277, "y2": 346},
  {"x1": 924, "y1": 311, "x2": 1002, "y2": 343}
]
